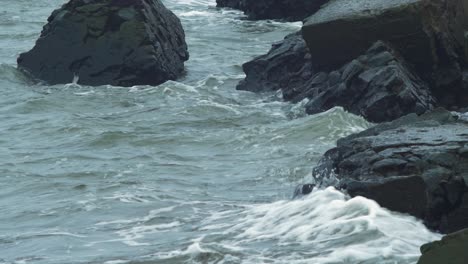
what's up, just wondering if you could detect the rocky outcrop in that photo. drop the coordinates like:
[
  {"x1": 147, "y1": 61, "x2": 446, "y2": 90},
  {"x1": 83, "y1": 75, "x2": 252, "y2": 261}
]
[
  {"x1": 303, "y1": 41, "x2": 436, "y2": 122},
  {"x1": 216, "y1": 0, "x2": 329, "y2": 21},
  {"x1": 238, "y1": 37, "x2": 436, "y2": 123},
  {"x1": 303, "y1": 0, "x2": 433, "y2": 71},
  {"x1": 17, "y1": 0, "x2": 189, "y2": 87},
  {"x1": 302, "y1": 0, "x2": 468, "y2": 109},
  {"x1": 237, "y1": 0, "x2": 468, "y2": 121},
  {"x1": 418, "y1": 228, "x2": 468, "y2": 264},
  {"x1": 237, "y1": 32, "x2": 313, "y2": 93},
  {"x1": 312, "y1": 109, "x2": 468, "y2": 233}
]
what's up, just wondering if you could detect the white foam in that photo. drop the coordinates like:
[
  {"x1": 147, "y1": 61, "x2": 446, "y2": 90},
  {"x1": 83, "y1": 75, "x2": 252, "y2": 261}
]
[
  {"x1": 179, "y1": 10, "x2": 213, "y2": 17},
  {"x1": 116, "y1": 221, "x2": 181, "y2": 246},
  {"x1": 103, "y1": 260, "x2": 127, "y2": 264},
  {"x1": 197, "y1": 187, "x2": 441, "y2": 263},
  {"x1": 95, "y1": 206, "x2": 176, "y2": 226},
  {"x1": 102, "y1": 192, "x2": 151, "y2": 203}
]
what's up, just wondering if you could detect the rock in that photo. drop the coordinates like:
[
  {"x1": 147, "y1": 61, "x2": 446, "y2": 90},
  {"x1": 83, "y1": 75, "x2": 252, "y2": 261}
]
[
  {"x1": 17, "y1": 0, "x2": 189, "y2": 87},
  {"x1": 216, "y1": 0, "x2": 244, "y2": 10},
  {"x1": 302, "y1": 0, "x2": 468, "y2": 108},
  {"x1": 216, "y1": 0, "x2": 329, "y2": 21},
  {"x1": 302, "y1": 0, "x2": 466, "y2": 71},
  {"x1": 238, "y1": 39, "x2": 436, "y2": 123},
  {"x1": 237, "y1": 32, "x2": 313, "y2": 96},
  {"x1": 304, "y1": 41, "x2": 436, "y2": 122},
  {"x1": 313, "y1": 109, "x2": 468, "y2": 232},
  {"x1": 236, "y1": 0, "x2": 468, "y2": 120},
  {"x1": 293, "y1": 183, "x2": 315, "y2": 199},
  {"x1": 417, "y1": 228, "x2": 468, "y2": 264}
]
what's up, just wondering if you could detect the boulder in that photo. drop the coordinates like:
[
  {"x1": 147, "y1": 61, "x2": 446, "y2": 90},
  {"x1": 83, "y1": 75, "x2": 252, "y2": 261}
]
[
  {"x1": 238, "y1": 38, "x2": 436, "y2": 123},
  {"x1": 216, "y1": 0, "x2": 329, "y2": 21},
  {"x1": 303, "y1": 0, "x2": 432, "y2": 71},
  {"x1": 418, "y1": 228, "x2": 468, "y2": 264},
  {"x1": 236, "y1": 32, "x2": 313, "y2": 94},
  {"x1": 17, "y1": 0, "x2": 189, "y2": 87},
  {"x1": 312, "y1": 109, "x2": 468, "y2": 233},
  {"x1": 304, "y1": 41, "x2": 436, "y2": 122},
  {"x1": 302, "y1": 0, "x2": 466, "y2": 71},
  {"x1": 302, "y1": 0, "x2": 468, "y2": 108}
]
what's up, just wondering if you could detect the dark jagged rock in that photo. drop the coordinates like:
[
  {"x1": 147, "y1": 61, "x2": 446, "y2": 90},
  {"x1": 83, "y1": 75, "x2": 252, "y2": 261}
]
[
  {"x1": 17, "y1": 0, "x2": 189, "y2": 87},
  {"x1": 304, "y1": 41, "x2": 436, "y2": 123},
  {"x1": 312, "y1": 109, "x2": 468, "y2": 233},
  {"x1": 237, "y1": 32, "x2": 313, "y2": 94},
  {"x1": 216, "y1": 0, "x2": 329, "y2": 21},
  {"x1": 418, "y1": 228, "x2": 468, "y2": 264},
  {"x1": 302, "y1": 0, "x2": 468, "y2": 108},
  {"x1": 238, "y1": 38, "x2": 436, "y2": 123},
  {"x1": 236, "y1": 0, "x2": 468, "y2": 120}
]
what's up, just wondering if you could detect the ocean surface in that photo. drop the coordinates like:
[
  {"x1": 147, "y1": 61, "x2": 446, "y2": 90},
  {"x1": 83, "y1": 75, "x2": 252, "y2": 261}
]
[{"x1": 0, "y1": 0, "x2": 441, "y2": 263}]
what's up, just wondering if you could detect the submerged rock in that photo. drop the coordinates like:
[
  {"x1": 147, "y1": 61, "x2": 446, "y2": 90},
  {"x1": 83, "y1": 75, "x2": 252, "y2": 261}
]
[
  {"x1": 17, "y1": 0, "x2": 189, "y2": 87},
  {"x1": 418, "y1": 228, "x2": 468, "y2": 264},
  {"x1": 292, "y1": 183, "x2": 315, "y2": 199},
  {"x1": 312, "y1": 109, "x2": 468, "y2": 233},
  {"x1": 216, "y1": 0, "x2": 244, "y2": 10},
  {"x1": 216, "y1": 0, "x2": 329, "y2": 21}
]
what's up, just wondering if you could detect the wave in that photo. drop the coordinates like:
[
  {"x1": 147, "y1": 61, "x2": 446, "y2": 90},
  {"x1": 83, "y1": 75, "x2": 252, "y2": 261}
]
[{"x1": 161, "y1": 187, "x2": 441, "y2": 264}]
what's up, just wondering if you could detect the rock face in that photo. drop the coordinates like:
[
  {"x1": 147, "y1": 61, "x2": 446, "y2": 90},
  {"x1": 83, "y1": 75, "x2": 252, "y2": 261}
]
[
  {"x1": 238, "y1": 37, "x2": 436, "y2": 123},
  {"x1": 303, "y1": 41, "x2": 436, "y2": 122},
  {"x1": 302, "y1": 0, "x2": 468, "y2": 108},
  {"x1": 17, "y1": 0, "x2": 189, "y2": 87},
  {"x1": 303, "y1": 0, "x2": 431, "y2": 70},
  {"x1": 237, "y1": 32, "x2": 313, "y2": 93},
  {"x1": 238, "y1": 0, "x2": 468, "y2": 121},
  {"x1": 216, "y1": 0, "x2": 329, "y2": 21},
  {"x1": 312, "y1": 109, "x2": 468, "y2": 233},
  {"x1": 418, "y1": 228, "x2": 468, "y2": 264}
]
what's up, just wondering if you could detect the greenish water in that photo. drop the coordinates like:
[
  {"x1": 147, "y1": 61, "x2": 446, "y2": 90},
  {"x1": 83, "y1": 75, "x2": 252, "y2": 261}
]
[{"x1": 0, "y1": 0, "x2": 440, "y2": 263}]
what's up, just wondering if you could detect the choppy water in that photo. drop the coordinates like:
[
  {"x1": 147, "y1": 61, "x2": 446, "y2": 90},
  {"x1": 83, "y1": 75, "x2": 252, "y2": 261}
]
[{"x1": 0, "y1": 0, "x2": 441, "y2": 263}]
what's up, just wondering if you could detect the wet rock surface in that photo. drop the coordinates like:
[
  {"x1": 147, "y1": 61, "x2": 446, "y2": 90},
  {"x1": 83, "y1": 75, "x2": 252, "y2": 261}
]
[
  {"x1": 303, "y1": 41, "x2": 436, "y2": 123},
  {"x1": 302, "y1": 0, "x2": 468, "y2": 109},
  {"x1": 216, "y1": 0, "x2": 329, "y2": 21},
  {"x1": 418, "y1": 228, "x2": 468, "y2": 264},
  {"x1": 312, "y1": 109, "x2": 468, "y2": 233},
  {"x1": 17, "y1": 0, "x2": 189, "y2": 87},
  {"x1": 236, "y1": 32, "x2": 313, "y2": 94},
  {"x1": 238, "y1": 37, "x2": 436, "y2": 123},
  {"x1": 302, "y1": 0, "x2": 429, "y2": 71},
  {"x1": 238, "y1": 0, "x2": 468, "y2": 121}
]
